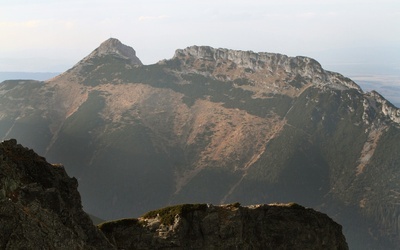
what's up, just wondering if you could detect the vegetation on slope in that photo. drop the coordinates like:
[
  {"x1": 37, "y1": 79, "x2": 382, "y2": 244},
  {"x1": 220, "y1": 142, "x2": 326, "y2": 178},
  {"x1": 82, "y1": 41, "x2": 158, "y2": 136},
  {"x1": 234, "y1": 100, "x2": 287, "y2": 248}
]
[{"x1": 142, "y1": 204, "x2": 208, "y2": 225}]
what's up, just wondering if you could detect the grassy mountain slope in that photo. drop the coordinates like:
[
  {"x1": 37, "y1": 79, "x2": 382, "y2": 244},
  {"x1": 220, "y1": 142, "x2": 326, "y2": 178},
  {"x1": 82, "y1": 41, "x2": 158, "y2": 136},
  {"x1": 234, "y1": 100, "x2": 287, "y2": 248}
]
[{"x1": 1, "y1": 39, "x2": 399, "y2": 249}]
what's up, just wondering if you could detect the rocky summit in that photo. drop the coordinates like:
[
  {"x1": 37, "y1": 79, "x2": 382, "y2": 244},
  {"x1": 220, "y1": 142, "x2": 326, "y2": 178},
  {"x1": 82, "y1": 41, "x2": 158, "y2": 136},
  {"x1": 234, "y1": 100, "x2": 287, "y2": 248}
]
[
  {"x1": 80, "y1": 38, "x2": 143, "y2": 66},
  {"x1": 0, "y1": 38, "x2": 400, "y2": 249},
  {"x1": 99, "y1": 203, "x2": 348, "y2": 250},
  {"x1": 0, "y1": 139, "x2": 347, "y2": 249}
]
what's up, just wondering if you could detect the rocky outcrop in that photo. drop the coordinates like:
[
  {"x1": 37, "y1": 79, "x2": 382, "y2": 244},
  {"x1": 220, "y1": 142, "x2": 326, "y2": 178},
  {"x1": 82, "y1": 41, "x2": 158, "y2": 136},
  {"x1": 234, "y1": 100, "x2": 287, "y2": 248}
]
[
  {"x1": 366, "y1": 90, "x2": 400, "y2": 124},
  {"x1": 65, "y1": 38, "x2": 143, "y2": 77},
  {"x1": 173, "y1": 45, "x2": 362, "y2": 92},
  {"x1": 82, "y1": 38, "x2": 143, "y2": 66},
  {"x1": 99, "y1": 203, "x2": 348, "y2": 250},
  {"x1": 0, "y1": 139, "x2": 113, "y2": 249}
]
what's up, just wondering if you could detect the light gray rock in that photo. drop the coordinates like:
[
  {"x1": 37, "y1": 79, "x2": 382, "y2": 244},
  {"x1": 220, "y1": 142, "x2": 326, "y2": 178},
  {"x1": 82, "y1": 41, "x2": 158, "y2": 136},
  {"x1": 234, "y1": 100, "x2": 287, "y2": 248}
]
[{"x1": 174, "y1": 45, "x2": 361, "y2": 91}]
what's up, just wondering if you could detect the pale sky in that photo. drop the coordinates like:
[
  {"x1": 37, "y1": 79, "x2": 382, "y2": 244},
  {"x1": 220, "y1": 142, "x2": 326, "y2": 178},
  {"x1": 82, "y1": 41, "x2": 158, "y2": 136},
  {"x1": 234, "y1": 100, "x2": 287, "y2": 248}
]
[{"x1": 1, "y1": 0, "x2": 399, "y2": 76}]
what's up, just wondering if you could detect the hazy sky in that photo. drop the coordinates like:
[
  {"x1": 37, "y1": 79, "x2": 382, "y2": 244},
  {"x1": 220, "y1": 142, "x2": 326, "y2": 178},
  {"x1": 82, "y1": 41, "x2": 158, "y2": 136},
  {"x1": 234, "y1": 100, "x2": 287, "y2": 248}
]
[{"x1": 1, "y1": 0, "x2": 399, "y2": 76}]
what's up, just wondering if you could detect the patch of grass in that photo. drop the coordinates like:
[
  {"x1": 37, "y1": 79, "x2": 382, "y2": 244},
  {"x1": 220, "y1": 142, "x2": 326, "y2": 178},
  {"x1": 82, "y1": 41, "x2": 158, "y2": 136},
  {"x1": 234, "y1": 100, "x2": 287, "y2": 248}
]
[
  {"x1": 142, "y1": 204, "x2": 207, "y2": 225},
  {"x1": 287, "y1": 74, "x2": 307, "y2": 88},
  {"x1": 98, "y1": 218, "x2": 140, "y2": 234},
  {"x1": 228, "y1": 202, "x2": 241, "y2": 208},
  {"x1": 234, "y1": 78, "x2": 250, "y2": 86},
  {"x1": 286, "y1": 202, "x2": 304, "y2": 209}
]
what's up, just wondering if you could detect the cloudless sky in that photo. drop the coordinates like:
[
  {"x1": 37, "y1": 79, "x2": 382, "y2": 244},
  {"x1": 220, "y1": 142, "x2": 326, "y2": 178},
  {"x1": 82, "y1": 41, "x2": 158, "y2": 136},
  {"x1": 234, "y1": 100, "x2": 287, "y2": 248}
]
[{"x1": 1, "y1": 0, "x2": 399, "y2": 76}]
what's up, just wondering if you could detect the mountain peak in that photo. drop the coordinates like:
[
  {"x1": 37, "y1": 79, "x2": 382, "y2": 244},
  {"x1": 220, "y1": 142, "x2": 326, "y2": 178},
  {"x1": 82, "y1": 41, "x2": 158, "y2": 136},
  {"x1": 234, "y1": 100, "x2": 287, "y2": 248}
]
[
  {"x1": 99, "y1": 37, "x2": 124, "y2": 49},
  {"x1": 80, "y1": 38, "x2": 143, "y2": 66},
  {"x1": 97, "y1": 38, "x2": 142, "y2": 65}
]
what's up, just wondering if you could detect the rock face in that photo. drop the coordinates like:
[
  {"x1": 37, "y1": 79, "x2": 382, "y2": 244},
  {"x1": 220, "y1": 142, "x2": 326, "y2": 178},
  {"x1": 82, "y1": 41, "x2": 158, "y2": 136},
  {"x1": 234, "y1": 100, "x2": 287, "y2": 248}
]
[
  {"x1": 0, "y1": 139, "x2": 113, "y2": 249},
  {"x1": 173, "y1": 45, "x2": 363, "y2": 92},
  {"x1": 99, "y1": 203, "x2": 348, "y2": 250},
  {"x1": 1, "y1": 39, "x2": 400, "y2": 248}
]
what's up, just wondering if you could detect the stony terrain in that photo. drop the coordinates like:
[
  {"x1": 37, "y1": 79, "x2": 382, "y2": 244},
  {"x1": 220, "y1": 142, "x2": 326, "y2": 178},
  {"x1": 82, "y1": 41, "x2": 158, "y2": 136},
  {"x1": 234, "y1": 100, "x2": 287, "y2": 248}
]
[
  {"x1": 0, "y1": 38, "x2": 399, "y2": 249},
  {"x1": 99, "y1": 203, "x2": 348, "y2": 250},
  {"x1": 0, "y1": 139, "x2": 113, "y2": 249}
]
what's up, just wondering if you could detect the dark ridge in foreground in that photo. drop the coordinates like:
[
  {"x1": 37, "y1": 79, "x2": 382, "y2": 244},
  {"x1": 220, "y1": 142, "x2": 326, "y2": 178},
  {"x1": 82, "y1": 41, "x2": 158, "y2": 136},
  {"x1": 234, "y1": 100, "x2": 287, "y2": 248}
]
[
  {"x1": 99, "y1": 203, "x2": 349, "y2": 250},
  {"x1": 0, "y1": 139, "x2": 113, "y2": 249},
  {"x1": 0, "y1": 139, "x2": 348, "y2": 249}
]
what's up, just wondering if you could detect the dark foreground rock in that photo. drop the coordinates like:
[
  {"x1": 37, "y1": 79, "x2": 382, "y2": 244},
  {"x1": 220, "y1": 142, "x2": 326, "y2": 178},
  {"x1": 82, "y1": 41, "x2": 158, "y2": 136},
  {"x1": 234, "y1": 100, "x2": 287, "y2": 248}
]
[
  {"x1": 0, "y1": 139, "x2": 113, "y2": 249},
  {"x1": 0, "y1": 139, "x2": 348, "y2": 249},
  {"x1": 99, "y1": 203, "x2": 348, "y2": 250}
]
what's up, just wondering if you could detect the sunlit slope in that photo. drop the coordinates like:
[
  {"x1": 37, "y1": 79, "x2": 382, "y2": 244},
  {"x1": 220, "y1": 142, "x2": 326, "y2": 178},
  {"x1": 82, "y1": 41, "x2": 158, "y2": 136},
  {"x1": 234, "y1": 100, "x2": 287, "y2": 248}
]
[{"x1": 1, "y1": 38, "x2": 399, "y2": 249}]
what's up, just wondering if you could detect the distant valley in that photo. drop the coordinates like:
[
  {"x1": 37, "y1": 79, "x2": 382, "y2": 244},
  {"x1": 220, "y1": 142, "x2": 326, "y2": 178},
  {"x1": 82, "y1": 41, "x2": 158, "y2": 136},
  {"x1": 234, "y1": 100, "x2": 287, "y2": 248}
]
[
  {"x1": 0, "y1": 72, "x2": 60, "y2": 82},
  {"x1": 351, "y1": 75, "x2": 400, "y2": 108}
]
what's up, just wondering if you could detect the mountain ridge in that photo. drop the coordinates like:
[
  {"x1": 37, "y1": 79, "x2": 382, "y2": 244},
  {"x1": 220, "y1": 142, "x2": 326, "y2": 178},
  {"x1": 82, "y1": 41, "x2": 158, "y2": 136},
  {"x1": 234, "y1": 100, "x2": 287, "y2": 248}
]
[
  {"x1": 173, "y1": 45, "x2": 362, "y2": 91},
  {"x1": 100, "y1": 202, "x2": 348, "y2": 249},
  {"x1": 0, "y1": 38, "x2": 399, "y2": 249}
]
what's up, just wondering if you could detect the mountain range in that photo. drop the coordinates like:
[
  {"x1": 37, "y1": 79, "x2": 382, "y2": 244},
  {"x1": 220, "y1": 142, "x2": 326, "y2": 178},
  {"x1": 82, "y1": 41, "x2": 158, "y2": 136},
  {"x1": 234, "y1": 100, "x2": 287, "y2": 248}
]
[{"x1": 1, "y1": 38, "x2": 399, "y2": 249}]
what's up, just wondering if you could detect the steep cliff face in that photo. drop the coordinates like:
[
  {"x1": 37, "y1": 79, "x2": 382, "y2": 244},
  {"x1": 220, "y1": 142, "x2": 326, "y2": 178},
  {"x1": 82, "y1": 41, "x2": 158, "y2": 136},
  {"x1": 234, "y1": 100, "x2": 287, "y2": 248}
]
[
  {"x1": 173, "y1": 45, "x2": 362, "y2": 94},
  {"x1": 0, "y1": 139, "x2": 113, "y2": 249},
  {"x1": 0, "y1": 39, "x2": 399, "y2": 249},
  {"x1": 99, "y1": 203, "x2": 348, "y2": 250}
]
